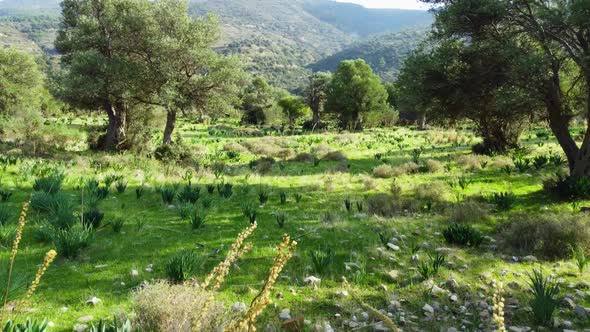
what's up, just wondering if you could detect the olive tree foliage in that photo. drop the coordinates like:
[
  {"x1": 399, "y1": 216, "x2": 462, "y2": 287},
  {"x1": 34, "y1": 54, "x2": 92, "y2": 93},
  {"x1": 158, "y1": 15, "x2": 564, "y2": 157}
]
[
  {"x1": 414, "y1": 0, "x2": 590, "y2": 173},
  {"x1": 240, "y1": 77, "x2": 274, "y2": 125},
  {"x1": 0, "y1": 48, "x2": 53, "y2": 150},
  {"x1": 278, "y1": 96, "x2": 310, "y2": 127},
  {"x1": 304, "y1": 71, "x2": 332, "y2": 128},
  {"x1": 56, "y1": 0, "x2": 243, "y2": 150},
  {"x1": 325, "y1": 59, "x2": 389, "y2": 131}
]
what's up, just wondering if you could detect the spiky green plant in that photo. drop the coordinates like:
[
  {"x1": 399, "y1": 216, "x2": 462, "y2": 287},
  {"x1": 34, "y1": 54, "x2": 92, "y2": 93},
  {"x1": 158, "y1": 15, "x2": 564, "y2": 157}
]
[
  {"x1": 164, "y1": 249, "x2": 203, "y2": 283},
  {"x1": 527, "y1": 269, "x2": 559, "y2": 326},
  {"x1": 571, "y1": 247, "x2": 588, "y2": 275},
  {"x1": 309, "y1": 247, "x2": 334, "y2": 275}
]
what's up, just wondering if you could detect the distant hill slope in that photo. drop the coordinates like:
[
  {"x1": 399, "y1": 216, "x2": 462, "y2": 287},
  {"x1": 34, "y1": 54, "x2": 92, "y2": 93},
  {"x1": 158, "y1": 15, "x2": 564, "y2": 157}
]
[
  {"x1": 0, "y1": 0, "x2": 431, "y2": 89},
  {"x1": 310, "y1": 30, "x2": 427, "y2": 82}
]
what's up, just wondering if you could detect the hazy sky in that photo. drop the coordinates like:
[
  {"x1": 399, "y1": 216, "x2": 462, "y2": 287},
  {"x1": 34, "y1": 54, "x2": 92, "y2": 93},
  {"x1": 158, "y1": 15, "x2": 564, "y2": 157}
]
[{"x1": 334, "y1": 0, "x2": 430, "y2": 10}]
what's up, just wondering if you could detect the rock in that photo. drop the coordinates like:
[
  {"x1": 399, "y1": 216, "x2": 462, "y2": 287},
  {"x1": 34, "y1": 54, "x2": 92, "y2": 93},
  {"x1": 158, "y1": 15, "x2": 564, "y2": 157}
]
[
  {"x1": 561, "y1": 320, "x2": 573, "y2": 329},
  {"x1": 313, "y1": 321, "x2": 334, "y2": 332},
  {"x1": 386, "y1": 243, "x2": 400, "y2": 251},
  {"x1": 304, "y1": 276, "x2": 321, "y2": 288},
  {"x1": 411, "y1": 254, "x2": 419, "y2": 262},
  {"x1": 77, "y1": 315, "x2": 93, "y2": 323},
  {"x1": 447, "y1": 328, "x2": 458, "y2": 332},
  {"x1": 167, "y1": 205, "x2": 176, "y2": 209},
  {"x1": 508, "y1": 327, "x2": 523, "y2": 332},
  {"x1": 449, "y1": 294, "x2": 458, "y2": 302},
  {"x1": 145, "y1": 264, "x2": 154, "y2": 273},
  {"x1": 522, "y1": 255, "x2": 538, "y2": 262},
  {"x1": 94, "y1": 264, "x2": 108, "y2": 269},
  {"x1": 435, "y1": 247, "x2": 452, "y2": 254},
  {"x1": 231, "y1": 302, "x2": 247, "y2": 312},
  {"x1": 335, "y1": 290, "x2": 349, "y2": 298},
  {"x1": 85, "y1": 297, "x2": 101, "y2": 306},
  {"x1": 575, "y1": 305, "x2": 589, "y2": 318},
  {"x1": 431, "y1": 285, "x2": 449, "y2": 297},
  {"x1": 279, "y1": 309, "x2": 291, "y2": 320},
  {"x1": 563, "y1": 297, "x2": 576, "y2": 309},
  {"x1": 47, "y1": 322, "x2": 54, "y2": 328},
  {"x1": 378, "y1": 284, "x2": 388, "y2": 292},
  {"x1": 374, "y1": 322, "x2": 391, "y2": 332},
  {"x1": 422, "y1": 304, "x2": 434, "y2": 314},
  {"x1": 386, "y1": 270, "x2": 399, "y2": 281},
  {"x1": 73, "y1": 323, "x2": 88, "y2": 332},
  {"x1": 131, "y1": 269, "x2": 139, "y2": 277},
  {"x1": 360, "y1": 311, "x2": 369, "y2": 321},
  {"x1": 444, "y1": 279, "x2": 459, "y2": 291},
  {"x1": 511, "y1": 256, "x2": 519, "y2": 262},
  {"x1": 60, "y1": 307, "x2": 68, "y2": 313}
]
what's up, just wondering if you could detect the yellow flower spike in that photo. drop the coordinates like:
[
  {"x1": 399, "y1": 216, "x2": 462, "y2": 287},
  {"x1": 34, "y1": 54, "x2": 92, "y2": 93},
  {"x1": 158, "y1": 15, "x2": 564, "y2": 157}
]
[
  {"x1": 26, "y1": 250, "x2": 57, "y2": 299},
  {"x1": 3, "y1": 200, "x2": 30, "y2": 309}
]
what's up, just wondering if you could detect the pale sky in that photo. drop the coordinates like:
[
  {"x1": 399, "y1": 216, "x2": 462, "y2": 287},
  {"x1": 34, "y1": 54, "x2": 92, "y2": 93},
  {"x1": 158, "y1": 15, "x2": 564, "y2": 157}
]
[{"x1": 334, "y1": 0, "x2": 430, "y2": 10}]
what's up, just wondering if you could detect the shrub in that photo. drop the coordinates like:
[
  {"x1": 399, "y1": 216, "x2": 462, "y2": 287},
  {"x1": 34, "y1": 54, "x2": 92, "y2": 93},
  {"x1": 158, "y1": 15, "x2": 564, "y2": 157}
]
[
  {"x1": 0, "y1": 190, "x2": 12, "y2": 202},
  {"x1": 456, "y1": 154, "x2": 488, "y2": 171},
  {"x1": 52, "y1": 224, "x2": 94, "y2": 259},
  {"x1": 154, "y1": 143, "x2": 191, "y2": 163},
  {"x1": 490, "y1": 192, "x2": 517, "y2": 211},
  {"x1": 31, "y1": 192, "x2": 70, "y2": 214},
  {"x1": 133, "y1": 282, "x2": 225, "y2": 331},
  {"x1": 223, "y1": 142, "x2": 249, "y2": 155},
  {"x1": 33, "y1": 172, "x2": 65, "y2": 194},
  {"x1": 501, "y1": 214, "x2": 590, "y2": 259},
  {"x1": 372, "y1": 164, "x2": 394, "y2": 178},
  {"x1": 164, "y1": 250, "x2": 204, "y2": 283},
  {"x1": 135, "y1": 186, "x2": 145, "y2": 200},
  {"x1": 366, "y1": 194, "x2": 404, "y2": 217},
  {"x1": 249, "y1": 157, "x2": 274, "y2": 174},
  {"x1": 49, "y1": 203, "x2": 77, "y2": 230},
  {"x1": 424, "y1": 159, "x2": 443, "y2": 173},
  {"x1": 414, "y1": 182, "x2": 449, "y2": 202},
  {"x1": 528, "y1": 269, "x2": 559, "y2": 326},
  {"x1": 322, "y1": 151, "x2": 346, "y2": 162},
  {"x1": 391, "y1": 162, "x2": 420, "y2": 177},
  {"x1": 89, "y1": 317, "x2": 132, "y2": 332},
  {"x1": 448, "y1": 201, "x2": 489, "y2": 223},
  {"x1": 543, "y1": 174, "x2": 590, "y2": 201},
  {"x1": 443, "y1": 223, "x2": 484, "y2": 247},
  {"x1": 291, "y1": 152, "x2": 315, "y2": 162}
]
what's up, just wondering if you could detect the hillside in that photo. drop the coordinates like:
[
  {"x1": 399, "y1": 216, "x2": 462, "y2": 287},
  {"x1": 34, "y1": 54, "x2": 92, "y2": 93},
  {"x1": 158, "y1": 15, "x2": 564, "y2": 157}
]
[
  {"x1": 0, "y1": 0, "x2": 432, "y2": 89},
  {"x1": 310, "y1": 30, "x2": 427, "y2": 82}
]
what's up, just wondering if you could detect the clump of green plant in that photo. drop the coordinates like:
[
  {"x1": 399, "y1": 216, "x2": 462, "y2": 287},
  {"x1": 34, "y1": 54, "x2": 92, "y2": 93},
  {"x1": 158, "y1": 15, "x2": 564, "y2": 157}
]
[
  {"x1": 135, "y1": 186, "x2": 145, "y2": 200},
  {"x1": 164, "y1": 249, "x2": 203, "y2": 283},
  {"x1": 418, "y1": 252, "x2": 445, "y2": 280},
  {"x1": 0, "y1": 205, "x2": 10, "y2": 225},
  {"x1": 443, "y1": 223, "x2": 484, "y2": 247},
  {"x1": 279, "y1": 191, "x2": 287, "y2": 205},
  {"x1": 0, "y1": 224, "x2": 16, "y2": 248},
  {"x1": 33, "y1": 172, "x2": 65, "y2": 194},
  {"x1": 49, "y1": 203, "x2": 77, "y2": 230},
  {"x1": 52, "y1": 224, "x2": 94, "y2": 259},
  {"x1": 201, "y1": 197, "x2": 212, "y2": 209},
  {"x1": 206, "y1": 184, "x2": 215, "y2": 194},
  {"x1": 571, "y1": 247, "x2": 588, "y2": 275},
  {"x1": 257, "y1": 187, "x2": 269, "y2": 205},
  {"x1": 161, "y1": 187, "x2": 176, "y2": 204},
  {"x1": 217, "y1": 183, "x2": 233, "y2": 199},
  {"x1": 178, "y1": 185, "x2": 200, "y2": 204},
  {"x1": 274, "y1": 211, "x2": 286, "y2": 228},
  {"x1": 344, "y1": 198, "x2": 352, "y2": 213},
  {"x1": 115, "y1": 180, "x2": 127, "y2": 194},
  {"x1": 309, "y1": 247, "x2": 334, "y2": 275},
  {"x1": 533, "y1": 155, "x2": 548, "y2": 170},
  {"x1": 356, "y1": 201, "x2": 363, "y2": 212},
  {"x1": 294, "y1": 193, "x2": 302, "y2": 203},
  {"x1": 2, "y1": 318, "x2": 48, "y2": 332},
  {"x1": 89, "y1": 317, "x2": 133, "y2": 332},
  {"x1": 0, "y1": 190, "x2": 12, "y2": 202},
  {"x1": 82, "y1": 209, "x2": 105, "y2": 229},
  {"x1": 241, "y1": 202, "x2": 257, "y2": 224},
  {"x1": 491, "y1": 192, "x2": 516, "y2": 211},
  {"x1": 528, "y1": 269, "x2": 559, "y2": 326},
  {"x1": 189, "y1": 208, "x2": 207, "y2": 230},
  {"x1": 110, "y1": 218, "x2": 125, "y2": 233}
]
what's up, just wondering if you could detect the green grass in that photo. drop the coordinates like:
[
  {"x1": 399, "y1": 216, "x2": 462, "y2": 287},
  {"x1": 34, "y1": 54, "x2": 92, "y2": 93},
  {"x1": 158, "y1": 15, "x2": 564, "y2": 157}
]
[{"x1": 0, "y1": 119, "x2": 588, "y2": 330}]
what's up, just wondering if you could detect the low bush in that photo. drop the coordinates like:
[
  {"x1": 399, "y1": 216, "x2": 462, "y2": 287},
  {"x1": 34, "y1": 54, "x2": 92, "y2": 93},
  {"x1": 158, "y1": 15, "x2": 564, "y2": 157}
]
[
  {"x1": 322, "y1": 151, "x2": 347, "y2": 162},
  {"x1": 414, "y1": 182, "x2": 449, "y2": 202},
  {"x1": 448, "y1": 201, "x2": 490, "y2": 223},
  {"x1": 391, "y1": 162, "x2": 420, "y2": 177},
  {"x1": 291, "y1": 152, "x2": 315, "y2": 162},
  {"x1": 423, "y1": 159, "x2": 443, "y2": 173},
  {"x1": 178, "y1": 185, "x2": 200, "y2": 204},
  {"x1": 543, "y1": 173, "x2": 590, "y2": 201},
  {"x1": 154, "y1": 143, "x2": 192, "y2": 163},
  {"x1": 490, "y1": 192, "x2": 517, "y2": 211},
  {"x1": 456, "y1": 154, "x2": 487, "y2": 171},
  {"x1": 372, "y1": 164, "x2": 394, "y2": 178},
  {"x1": 49, "y1": 203, "x2": 77, "y2": 230},
  {"x1": 366, "y1": 194, "x2": 407, "y2": 217},
  {"x1": 443, "y1": 223, "x2": 484, "y2": 247},
  {"x1": 31, "y1": 192, "x2": 69, "y2": 214},
  {"x1": 501, "y1": 214, "x2": 590, "y2": 260}
]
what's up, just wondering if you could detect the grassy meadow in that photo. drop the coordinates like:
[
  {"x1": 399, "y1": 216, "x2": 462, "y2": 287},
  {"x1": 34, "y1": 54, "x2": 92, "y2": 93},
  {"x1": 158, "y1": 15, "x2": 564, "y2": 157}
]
[{"x1": 0, "y1": 117, "x2": 589, "y2": 331}]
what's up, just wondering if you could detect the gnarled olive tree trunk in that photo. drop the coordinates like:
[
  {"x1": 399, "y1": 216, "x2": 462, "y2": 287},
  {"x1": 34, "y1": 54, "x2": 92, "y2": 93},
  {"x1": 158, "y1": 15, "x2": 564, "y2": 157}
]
[{"x1": 99, "y1": 100, "x2": 128, "y2": 151}]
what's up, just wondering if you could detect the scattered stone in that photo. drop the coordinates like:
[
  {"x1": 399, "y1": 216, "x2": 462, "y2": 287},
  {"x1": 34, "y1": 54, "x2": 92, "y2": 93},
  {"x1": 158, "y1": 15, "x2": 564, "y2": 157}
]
[
  {"x1": 386, "y1": 270, "x2": 399, "y2": 281},
  {"x1": 279, "y1": 309, "x2": 291, "y2": 320},
  {"x1": 378, "y1": 284, "x2": 388, "y2": 292},
  {"x1": 304, "y1": 276, "x2": 321, "y2": 288},
  {"x1": 94, "y1": 264, "x2": 108, "y2": 269},
  {"x1": 522, "y1": 255, "x2": 538, "y2": 263},
  {"x1": 386, "y1": 243, "x2": 400, "y2": 251},
  {"x1": 131, "y1": 269, "x2": 139, "y2": 277},
  {"x1": 447, "y1": 328, "x2": 458, "y2": 332},
  {"x1": 85, "y1": 297, "x2": 101, "y2": 306},
  {"x1": 60, "y1": 307, "x2": 68, "y2": 313},
  {"x1": 563, "y1": 297, "x2": 576, "y2": 309},
  {"x1": 449, "y1": 294, "x2": 458, "y2": 302},
  {"x1": 77, "y1": 316, "x2": 93, "y2": 323},
  {"x1": 231, "y1": 302, "x2": 247, "y2": 312},
  {"x1": 73, "y1": 323, "x2": 88, "y2": 332},
  {"x1": 335, "y1": 290, "x2": 349, "y2": 298},
  {"x1": 575, "y1": 305, "x2": 589, "y2": 318},
  {"x1": 360, "y1": 311, "x2": 369, "y2": 321},
  {"x1": 422, "y1": 304, "x2": 434, "y2": 314},
  {"x1": 145, "y1": 264, "x2": 154, "y2": 273}
]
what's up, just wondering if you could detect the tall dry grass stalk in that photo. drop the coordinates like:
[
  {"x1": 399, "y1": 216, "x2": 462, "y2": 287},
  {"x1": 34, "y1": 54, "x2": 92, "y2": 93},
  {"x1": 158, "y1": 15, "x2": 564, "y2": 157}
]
[
  {"x1": 192, "y1": 223, "x2": 257, "y2": 331},
  {"x1": 25, "y1": 250, "x2": 57, "y2": 299},
  {"x1": 342, "y1": 278, "x2": 399, "y2": 332},
  {"x1": 225, "y1": 234, "x2": 297, "y2": 332},
  {"x1": 3, "y1": 201, "x2": 30, "y2": 309}
]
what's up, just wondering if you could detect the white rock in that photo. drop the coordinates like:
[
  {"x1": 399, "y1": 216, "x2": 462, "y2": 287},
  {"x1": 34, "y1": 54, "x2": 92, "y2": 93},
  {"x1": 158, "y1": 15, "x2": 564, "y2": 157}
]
[
  {"x1": 145, "y1": 264, "x2": 154, "y2": 273},
  {"x1": 231, "y1": 302, "x2": 247, "y2": 312},
  {"x1": 450, "y1": 294, "x2": 458, "y2": 302},
  {"x1": 422, "y1": 304, "x2": 434, "y2": 314},
  {"x1": 60, "y1": 307, "x2": 68, "y2": 313},
  {"x1": 131, "y1": 269, "x2": 139, "y2": 277},
  {"x1": 386, "y1": 243, "x2": 400, "y2": 251},
  {"x1": 85, "y1": 297, "x2": 101, "y2": 306},
  {"x1": 304, "y1": 276, "x2": 321, "y2": 288},
  {"x1": 47, "y1": 322, "x2": 54, "y2": 328},
  {"x1": 279, "y1": 309, "x2": 291, "y2": 320},
  {"x1": 73, "y1": 323, "x2": 88, "y2": 332},
  {"x1": 78, "y1": 315, "x2": 94, "y2": 323}
]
